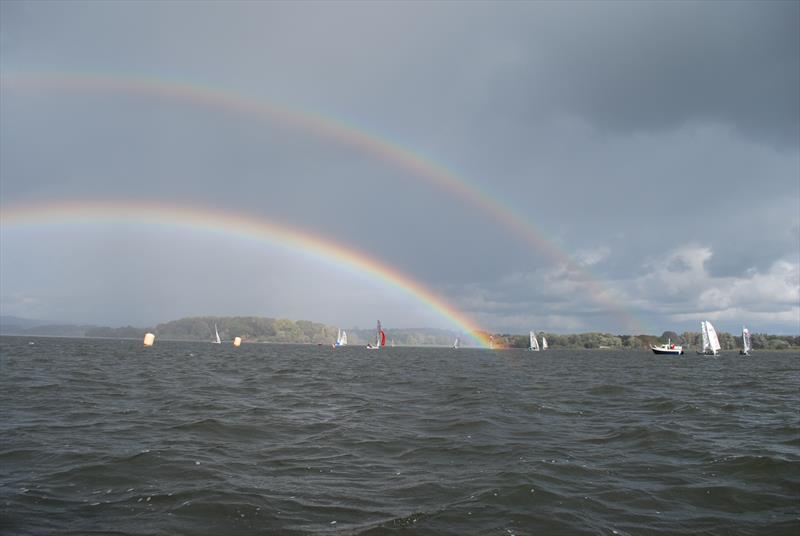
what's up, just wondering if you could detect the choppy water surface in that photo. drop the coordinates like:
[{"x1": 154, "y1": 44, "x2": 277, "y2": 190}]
[{"x1": 1, "y1": 336, "x2": 798, "y2": 535}]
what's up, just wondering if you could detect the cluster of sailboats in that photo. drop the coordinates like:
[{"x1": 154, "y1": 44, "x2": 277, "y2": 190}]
[
  {"x1": 528, "y1": 331, "x2": 548, "y2": 351},
  {"x1": 333, "y1": 328, "x2": 348, "y2": 347},
  {"x1": 650, "y1": 321, "x2": 752, "y2": 356},
  {"x1": 142, "y1": 319, "x2": 754, "y2": 355}
]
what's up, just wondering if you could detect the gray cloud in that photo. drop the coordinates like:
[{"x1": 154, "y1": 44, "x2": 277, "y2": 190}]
[{"x1": 1, "y1": 1, "x2": 798, "y2": 333}]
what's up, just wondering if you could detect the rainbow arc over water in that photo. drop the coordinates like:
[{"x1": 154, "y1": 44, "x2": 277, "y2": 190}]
[
  {"x1": 0, "y1": 200, "x2": 493, "y2": 348},
  {"x1": 1, "y1": 71, "x2": 645, "y2": 333}
]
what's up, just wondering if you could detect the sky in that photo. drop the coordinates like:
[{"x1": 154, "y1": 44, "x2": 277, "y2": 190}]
[{"x1": 1, "y1": 0, "x2": 798, "y2": 336}]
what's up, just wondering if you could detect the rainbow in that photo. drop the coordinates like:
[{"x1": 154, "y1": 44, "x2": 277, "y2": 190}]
[
  {"x1": 0, "y1": 200, "x2": 493, "y2": 348},
  {"x1": 0, "y1": 71, "x2": 645, "y2": 333}
]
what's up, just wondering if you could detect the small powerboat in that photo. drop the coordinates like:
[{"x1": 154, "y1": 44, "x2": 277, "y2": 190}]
[{"x1": 651, "y1": 339, "x2": 684, "y2": 355}]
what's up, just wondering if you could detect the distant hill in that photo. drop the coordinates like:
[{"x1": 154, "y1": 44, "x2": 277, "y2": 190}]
[
  {"x1": 1, "y1": 315, "x2": 147, "y2": 339},
  {"x1": 0, "y1": 316, "x2": 95, "y2": 338},
  {"x1": 1, "y1": 315, "x2": 52, "y2": 331},
  {"x1": 0, "y1": 323, "x2": 92, "y2": 337}
]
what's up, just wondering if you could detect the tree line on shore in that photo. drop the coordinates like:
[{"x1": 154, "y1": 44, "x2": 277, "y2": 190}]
[
  {"x1": 74, "y1": 316, "x2": 800, "y2": 350},
  {"x1": 490, "y1": 331, "x2": 799, "y2": 351}
]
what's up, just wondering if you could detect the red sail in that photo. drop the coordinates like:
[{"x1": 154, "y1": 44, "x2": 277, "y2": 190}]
[{"x1": 380, "y1": 330, "x2": 387, "y2": 347}]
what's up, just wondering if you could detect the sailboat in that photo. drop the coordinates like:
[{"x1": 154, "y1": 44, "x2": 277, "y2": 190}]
[
  {"x1": 542, "y1": 336, "x2": 548, "y2": 350},
  {"x1": 740, "y1": 327, "x2": 751, "y2": 356},
  {"x1": 212, "y1": 323, "x2": 221, "y2": 344},
  {"x1": 366, "y1": 320, "x2": 386, "y2": 349},
  {"x1": 529, "y1": 331, "x2": 540, "y2": 351},
  {"x1": 453, "y1": 337, "x2": 460, "y2": 349},
  {"x1": 697, "y1": 321, "x2": 721, "y2": 356},
  {"x1": 333, "y1": 329, "x2": 348, "y2": 348}
]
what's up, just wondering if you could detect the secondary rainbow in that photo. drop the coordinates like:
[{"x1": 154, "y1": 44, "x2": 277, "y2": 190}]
[
  {"x1": 0, "y1": 199, "x2": 492, "y2": 348},
  {"x1": 1, "y1": 71, "x2": 645, "y2": 333}
]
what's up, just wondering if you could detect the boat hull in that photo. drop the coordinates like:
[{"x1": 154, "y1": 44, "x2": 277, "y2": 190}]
[{"x1": 651, "y1": 346, "x2": 684, "y2": 355}]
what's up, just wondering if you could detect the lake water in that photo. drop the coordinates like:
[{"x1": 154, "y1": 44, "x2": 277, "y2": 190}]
[{"x1": 1, "y1": 336, "x2": 798, "y2": 535}]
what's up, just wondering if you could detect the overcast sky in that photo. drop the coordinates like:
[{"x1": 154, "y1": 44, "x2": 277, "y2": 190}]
[{"x1": 1, "y1": 1, "x2": 798, "y2": 335}]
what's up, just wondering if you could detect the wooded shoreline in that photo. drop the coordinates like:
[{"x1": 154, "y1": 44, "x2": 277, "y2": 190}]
[{"x1": 2, "y1": 315, "x2": 797, "y2": 350}]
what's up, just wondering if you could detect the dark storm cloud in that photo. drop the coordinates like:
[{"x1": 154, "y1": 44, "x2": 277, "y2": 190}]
[
  {"x1": 475, "y1": 1, "x2": 800, "y2": 147},
  {"x1": 1, "y1": 1, "x2": 798, "y2": 333}
]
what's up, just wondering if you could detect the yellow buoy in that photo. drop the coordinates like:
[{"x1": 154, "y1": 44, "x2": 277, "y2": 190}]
[
  {"x1": 233, "y1": 337, "x2": 242, "y2": 347},
  {"x1": 143, "y1": 333, "x2": 155, "y2": 347}
]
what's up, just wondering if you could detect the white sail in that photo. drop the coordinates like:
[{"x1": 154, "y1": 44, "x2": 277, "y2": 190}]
[
  {"x1": 742, "y1": 327, "x2": 751, "y2": 354},
  {"x1": 370, "y1": 320, "x2": 382, "y2": 349},
  {"x1": 214, "y1": 323, "x2": 221, "y2": 344},
  {"x1": 453, "y1": 337, "x2": 460, "y2": 349},
  {"x1": 700, "y1": 321, "x2": 711, "y2": 353},
  {"x1": 529, "y1": 330, "x2": 540, "y2": 351},
  {"x1": 542, "y1": 336, "x2": 548, "y2": 350},
  {"x1": 334, "y1": 329, "x2": 348, "y2": 347},
  {"x1": 706, "y1": 321, "x2": 721, "y2": 354}
]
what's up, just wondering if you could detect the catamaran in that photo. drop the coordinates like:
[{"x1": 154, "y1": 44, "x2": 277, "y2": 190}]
[
  {"x1": 212, "y1": 323, "x2": 221, "y2": 344},
  {"x1": 740, "y1": 326, "x2": 751, "y2": 356},
  {"x1": 697, "y1": 320, "x2": 721, "y2": 356},
  {"x1": 366, "y1": 320, "x2": 386, "y2": 349},
  {"x1": 333, "y1": 329, "x2": 348, "y2": 348},
  {"x1": 529, "y1": 331, "x2": 540, "y2": 351},
  {"x1": 542, "y1": 336, "x2": 548, "y2": 350}
]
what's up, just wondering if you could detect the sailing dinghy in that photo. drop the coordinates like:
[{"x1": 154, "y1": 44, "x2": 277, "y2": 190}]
[
  {"x1": 333, "y1": 329, "x2": 348, "y2": 348},
  {"x1": 697, "y1": 321, "x2": 721, "y2": 356},
  {"x1": 529, "y1": 331, "x2": 540, "y2": 351},
  {"x1": 740, "y1": 327, "x2": 751, "y2": 356},
  {"x1": 366, "y1": 320, "x2": 386, "y2": 349},
  {"x1": 212, "y1": 323, "x2": 221, "y2": 344}
]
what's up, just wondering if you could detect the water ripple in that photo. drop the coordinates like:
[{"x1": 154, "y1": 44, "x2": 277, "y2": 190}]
[{"x1": 1, "y1": 337, "x2": 798, "y2": 535}]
